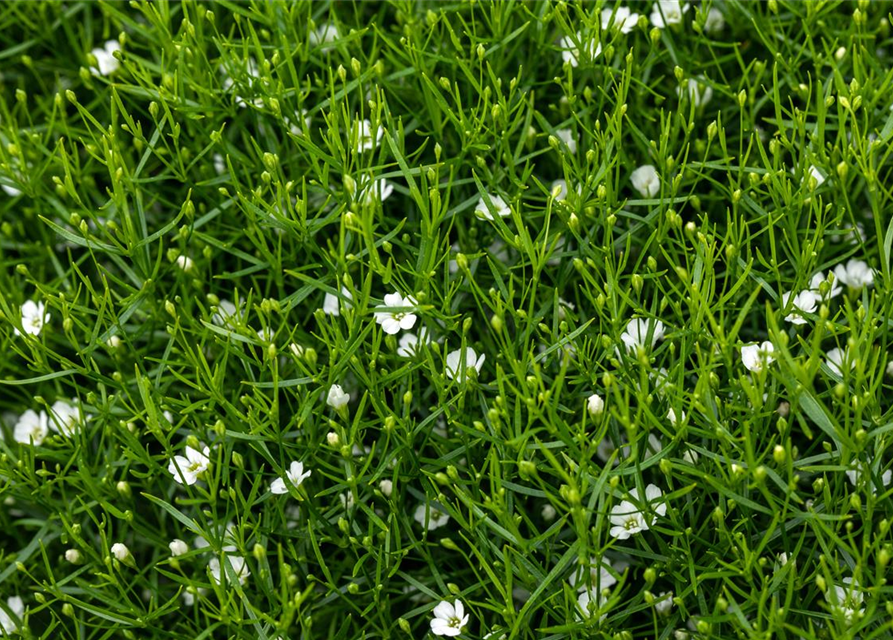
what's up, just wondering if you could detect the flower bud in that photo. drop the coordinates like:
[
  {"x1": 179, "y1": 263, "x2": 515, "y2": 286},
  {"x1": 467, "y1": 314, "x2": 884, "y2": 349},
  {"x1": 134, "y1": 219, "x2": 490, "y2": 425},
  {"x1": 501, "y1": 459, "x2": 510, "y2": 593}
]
[
  {"x1": 169, "y1": 539, "x2": 189, "y2": 557},
  {"x1": 586, "y1": 393, "x2": 605, "y2": 416}
]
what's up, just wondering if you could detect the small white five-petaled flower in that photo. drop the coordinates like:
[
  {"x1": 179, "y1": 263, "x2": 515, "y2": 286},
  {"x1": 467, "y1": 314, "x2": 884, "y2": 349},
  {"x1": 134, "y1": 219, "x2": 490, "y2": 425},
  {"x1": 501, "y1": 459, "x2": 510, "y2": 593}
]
[
  {"x1": 601, "y1": 6, "x2": 640, "y2": 33},
  {"x1": 741, "y1": 341, "x2": 775, "y2": 373},
  {"x1": 0, "y1": 596, "x2": 24, "y2": 635},
  {"x1": 90, "y1": 40, "x2": 121, "y2": 76},
  {"x1": 374, "y1": 292, "x2": 418, "y2": 334},
  {"x1": 270, "y1": 461, "x2": 312, "y2": 495},
  {"x1": 609, "y1": 484, "x2": 666, "y2": 540},
  {"x1": 48, "y1": 399, "x2": 85, "y2": 437},
  {"x1": 414, "y1": 504, "x2": 451, "y2": 531},
  {"x1": 621, "y1": 318, "x2": 665, "y2": 351},
  {"x1": 445, "y1": 347, "x2": 486, "y2": 380},
  {"x1": 781, "y1": 290, "x2": 817, "y2": 325},
  {"x1": 825, "y1": 347, "x2": 852, "y2": 377},
  {"x1": 474, "y1": 193, "x2": 511, "y2": 220},
  {"x1": 397, "y1": 329, "x2": 430, "y2": 357},
  {"x1": 833, "y1": 259, "x2": 874, "y2": 290},
  {"x1": 430, "y1": 599, "x2": 469, "y2": 637},
  {"x1": 809, "y1": 271, "x2": 842, "y2": 300},
  {"x1": 168, "y1": 445, "x2": 211, "y2": 486},
  {"x1": 209, "y1": 555, "x2": 251, "y2": 585},
  {"x1": 558, "y1": 32, "x2": 601, "y2": 67},
  {"x1": 650, "y1": 0, "x2": 689, "y2": 28},
  {"x1": 17, "y1": 300, "x2": 50, "y2": 336},
  {"x1": 14, "y1": 409, "x2": 50, "y2": 445},
  {"x1": 322, "y1": 285, "x2": 353, "y2": 316},
  {"x1": 630, "y1": 165, "x2": 660, "y2": 198},
  {"x1": 355, "y1": 119, "x2": 383, "y2": 153}
]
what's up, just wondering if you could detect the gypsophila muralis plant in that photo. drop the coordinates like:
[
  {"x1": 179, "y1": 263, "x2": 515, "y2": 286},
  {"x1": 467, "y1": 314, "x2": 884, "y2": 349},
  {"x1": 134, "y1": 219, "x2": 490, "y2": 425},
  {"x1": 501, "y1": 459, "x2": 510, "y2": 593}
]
[{"x1": 1, "y1": 0, "x2": 893, "y2": 638}]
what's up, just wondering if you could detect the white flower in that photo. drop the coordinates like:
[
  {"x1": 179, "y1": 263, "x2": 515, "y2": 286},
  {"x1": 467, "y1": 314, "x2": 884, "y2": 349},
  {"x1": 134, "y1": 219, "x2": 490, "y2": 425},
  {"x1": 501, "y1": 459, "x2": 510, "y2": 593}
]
[
  {"x1": 361, "y1": 178, "x2": 394, "y2": 205},
  {"x1": 0, "y1": 596, "x2": 24, "y2": 635},
  {"x1": 741, "y1": 341, "x2": 776, "y2": 373},
  {"x1": 194, "y1": 522, "x2": 238, "y2": 553},
  {"x1": 809, "y1": 271, "x2": 842, "y2": 299},
  {"x1": 551, "y1": 179, "x2": 569, "y2": 201},
  {"x1": 169, "y1": 539, "x2": 189, "y2": 557},
  {"x1": 805, "y1": 165, "x2": 825, "y2": 188},
  {"x1": 576, "y1": 589, "x2": 607, "y2": 622},
  {"x1": 379, "y1": 479, "x2": 393, "y2": 497},
  {"x1": 474, "y1": 193, "x2": 511, "y2": 220},
  {"x1": 824, "y1": 577, "x2": 864, "y2": 621},
  {"x1": 90, "y1": 40, "x2": 121, "y2": 76},
  {"x1": 655, "y1": 591, "x2": 674, "y2": 614},
  {"x1": 703, "y1": 7, "x2": 724, "y2": 34},
  {"x1": 555, "y1": 128, "x2": 577, "y2": 154},
  {"x1": 621, "y1": 318, "x2": 665, "y2": 351},
  {"x1": 327, "y1": 384, "x2": 350, "y2": 409},
  {"x1": 111, "y1": 543, "x2": 130, "y2": 561},
  {"x1": 559, "y1": 32, "x2": 601, "y2": 67},
  {"x1": 430, "y1": 600, "x2": 469, "y2": 637},
  {"x1": 397, "y1": 328, "x2": 430, "y2": 357},
  {"x1": 256, "y1": 327, "x2": 274, "y2": 343},
  {"x1": 414, "y1": 504, "x2": 450, "y2": 531},
  {"x1": 781, "y1": 290, "x2": 817, "y2": 325},
  {"x1": 586, "y1": 393, "x2": 605, "y2": 417},
  {"x1": 833, "y1": 259, "x2": 874, "y2": 289},
  {"x1": 558, "y1": 298, "x2": 575, "y2": 321},
  {"x1": 49, "y1": 400, "x2": 84, "y2": 437},
  {"x1": 650, "y1": 0, "x2": 689, "y2": 28},
  {"x1": 212, "y1": 299, "x2": 238, "y2": 325},
  {"x1": 845, "y1": 462, "x2": 892, "y2": 495},
  {"x1": 374, "y1": 292, "x2": 418, "y2": 334},
  {"x1": 541, "y1": 504, "x2": 557, "y2": 521},
  {"x1": 322, "y1": 285, "x2": 353, "y2": 316},
  {"x1": 568, "y1": 557, "x2": 617, "y2": 592},
  {"x1": 270, "y1": 461, "x2": 312, "y2": 495},
  {"x1": 445, "y1": 347, "x2": 486, "y2": 380},
  {"x1": 825, "y1": 347, "x2": 851, "y2": 377},
  {"x1": 667, "y1": 407, "x2": 685, "y2": 426},
  {"x1": 213, "y1": 154, "x2": 226, "y2": 175},
  {"x1": 308, "y1": 22, "x2": 339, "y2": 51},
  {"x1": 609, "y1": 484, "x2": 666, "y2": 539},
  {"x1": 630, "y1": 164, "x2": 660, "y2": 198},
  {"x1": 17, "y1": 300, "x2": 50, "y2": 336},
  {"x1": 601, "y1": 6, "x2": 640, "y2": 33},
  {"x1": 682, "y1": 449, "x2": 699, "y2": 464},
  {"x1": 176, "y1": 255, "x2": 194, "y2": 272},
  {"x1": 13, "y1": 409, "x2": 49, "y2": 445},
  {"x1": 284, "y1": 109, "x2": 312, "y2": 137},
  {"x1": 209, "y1": 555, "x2": 251, "y2": 585},
  {"x1": 340, "y1": 492, "x2": 355, "y2": 510},
  {"x1": 167, "y1": 445, "x2": 211, "y2": 485},
  {"x1": 65, "y1": 549, "x2": 82, "y2": 563},
  {"x1": 355, "y1": 119, "x2": 383, "y2": 153},
  {"x1": 677, "y1": 79, "x2": 713, "y2": 107}
]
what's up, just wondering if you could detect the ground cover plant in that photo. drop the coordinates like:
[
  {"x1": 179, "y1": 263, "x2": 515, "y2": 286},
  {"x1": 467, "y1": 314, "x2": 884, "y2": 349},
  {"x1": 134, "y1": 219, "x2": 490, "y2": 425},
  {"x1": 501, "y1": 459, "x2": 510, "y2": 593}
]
[{"x1": 1, "y1": 0, "x2": 893, "y2": 638}]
